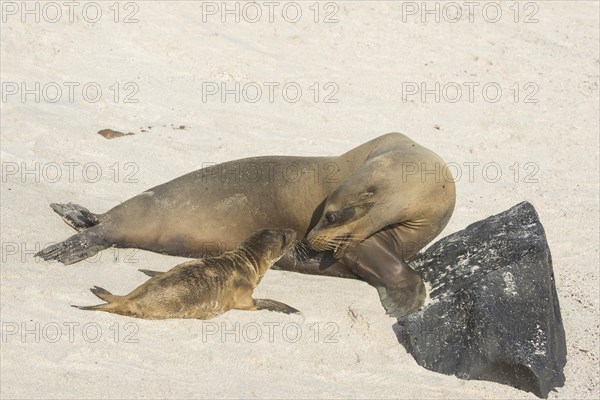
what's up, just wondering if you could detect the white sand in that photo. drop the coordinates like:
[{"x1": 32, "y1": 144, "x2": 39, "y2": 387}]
[{"x1": 1, "y1": 1, "x2": 598, "y2": 398}]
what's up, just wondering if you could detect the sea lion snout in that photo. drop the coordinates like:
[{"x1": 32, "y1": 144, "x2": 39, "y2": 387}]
[
  {"x1": 244, "y1": 228, "x2": 297, "y2": 258},
  {"x1": 305, "y1": 224, "x2": 354, "y2": 258},
  {"x1": 268, "y1": 228, "x2": 297, "y2": 254}
]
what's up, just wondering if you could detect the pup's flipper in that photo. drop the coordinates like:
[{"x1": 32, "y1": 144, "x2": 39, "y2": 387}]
[
  {"x1": 72, "y1": 286, "x2": 121, "y2": 312},
  {"x1": 138, "y1": 269, "x2": 164, "y2": 278},
  {"x1": 254, "y1": 299, "x2": 300, "y2": 314}
]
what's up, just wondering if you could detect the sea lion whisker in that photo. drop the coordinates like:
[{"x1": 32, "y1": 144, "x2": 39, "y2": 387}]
[
  {"x1": 295, "y1": 240, "x2": 308, "y2": 254},
  {"x1": 296, "y1": 241, "x2": 312, "y2": 260}
]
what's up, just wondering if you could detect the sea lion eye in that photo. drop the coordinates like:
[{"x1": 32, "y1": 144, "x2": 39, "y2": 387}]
[{"x1": 325, "y1": 212, "x2": 337, "y2": 224}]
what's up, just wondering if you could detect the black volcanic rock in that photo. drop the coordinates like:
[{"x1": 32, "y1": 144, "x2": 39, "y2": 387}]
[{"x1": 395, "y1": 202, "x2": 567, "y2": 398}]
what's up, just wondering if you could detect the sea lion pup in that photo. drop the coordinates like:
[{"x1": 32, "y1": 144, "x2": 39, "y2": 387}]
[
  {"x1": 38, "y1": 133, "x2": 456, "y2": 319},
  {"x1": 73, "y1": 229, "x2": 300, "y2": 319}
]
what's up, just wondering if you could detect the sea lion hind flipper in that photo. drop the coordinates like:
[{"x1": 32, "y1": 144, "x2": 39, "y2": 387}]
[
  {"x1": 35, "y1": 225, "x2": 110, "y2": 265},
  {"x1": 50, "y1": 202, "x2": 99, "y2": 231},
  {"x1": 90, "y1": 286, "x2": 119, "y2": 302},
  {"x1": 71, "y1": 287, "x2": 120, "y2": 311},
  {"x1": 254, "y1": 299, "x2": 300, "y2": 314},
  {"x1": 138, "y1": 269, "x2": 164, "y2": 277},
  {"x1": 71, "y1": 303, "x2": 111, "y2": 311}
]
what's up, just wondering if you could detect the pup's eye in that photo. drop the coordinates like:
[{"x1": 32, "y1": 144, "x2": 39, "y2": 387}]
[{"x1": 325, "y1": 212, "x2": 337, "y2": 224}]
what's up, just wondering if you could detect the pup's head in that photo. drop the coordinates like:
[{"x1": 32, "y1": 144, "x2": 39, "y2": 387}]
[{"x1": 242, "y1": 228, "x2": 297, "y2": 274}]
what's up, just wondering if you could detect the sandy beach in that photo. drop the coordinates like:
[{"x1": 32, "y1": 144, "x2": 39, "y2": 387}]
[{"x1": 1, "y1": 1, "x2": 598, "y2": 398}]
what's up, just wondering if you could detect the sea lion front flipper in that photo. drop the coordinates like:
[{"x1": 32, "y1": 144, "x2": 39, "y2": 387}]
[
  {"x1": 341, "y1": 231, "x2": 426, "y2": 320},
  {"x1": 138, "y1": 269, "x2": 164, "y2": 277},
  {"x1": 254, "y1": 299, "x2": 300, "y2": 314},
  {"x1": 375, "y1": 279, "x2": 426, "y2": 320}
]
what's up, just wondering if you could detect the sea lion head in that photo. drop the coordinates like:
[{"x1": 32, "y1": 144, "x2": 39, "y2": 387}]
[
  {"x1": 306, "y1": 155, "x2": 406, "y2": 258},
  {"x1": 242, "y1": 228, "x2": 297, "y2": 275}
]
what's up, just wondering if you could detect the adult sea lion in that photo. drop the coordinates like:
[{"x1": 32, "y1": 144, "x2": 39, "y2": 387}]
[
  {"x1": 37, "y1": 132, "x2": 456, "y2": 318},
  {"x1": 74, "y1": 229, "x2": 300, "y2": 319}
]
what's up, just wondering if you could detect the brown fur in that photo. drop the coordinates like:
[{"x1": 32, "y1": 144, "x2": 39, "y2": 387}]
[
  {"x1": 74, "y1": 229, "x2": 299, "y2": 319},
  {"x1": 41, "y1": 133, "x2": 456, "y2": 319}
]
